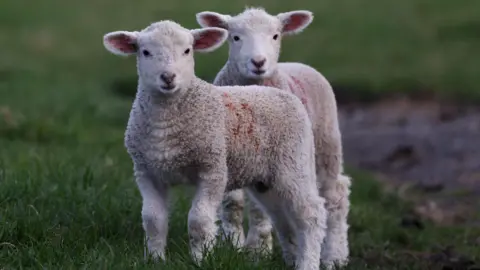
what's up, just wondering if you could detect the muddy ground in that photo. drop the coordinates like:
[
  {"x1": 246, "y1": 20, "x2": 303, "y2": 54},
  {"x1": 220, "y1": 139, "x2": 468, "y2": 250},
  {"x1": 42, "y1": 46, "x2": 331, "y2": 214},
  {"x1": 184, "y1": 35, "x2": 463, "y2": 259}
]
[{"x1": 338, "y1": 96, "x2": 480, "y2": 225}]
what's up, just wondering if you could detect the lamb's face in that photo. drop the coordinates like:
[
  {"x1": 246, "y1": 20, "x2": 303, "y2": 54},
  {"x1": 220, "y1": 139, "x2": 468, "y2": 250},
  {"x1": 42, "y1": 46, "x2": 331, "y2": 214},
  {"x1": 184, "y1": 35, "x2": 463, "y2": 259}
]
[
  {"x1": 135, "y1": 24, "x2": 196, "y2": 94},
  {"x1": 196, "y1": 8, "x2": 314, "y2": 81},
  {"x1": 226, "y1": 10, "x2": 282, "y2": 80},
  {"x1": 103, "y1": 21, "x2": 228, "y2": 95}
]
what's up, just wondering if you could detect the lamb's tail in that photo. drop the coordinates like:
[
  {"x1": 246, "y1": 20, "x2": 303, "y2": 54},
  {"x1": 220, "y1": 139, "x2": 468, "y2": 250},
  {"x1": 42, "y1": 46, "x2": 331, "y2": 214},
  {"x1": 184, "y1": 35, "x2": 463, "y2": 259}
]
[{"x1": 337, "y1": 173, "x2": 351, "y2": 189}]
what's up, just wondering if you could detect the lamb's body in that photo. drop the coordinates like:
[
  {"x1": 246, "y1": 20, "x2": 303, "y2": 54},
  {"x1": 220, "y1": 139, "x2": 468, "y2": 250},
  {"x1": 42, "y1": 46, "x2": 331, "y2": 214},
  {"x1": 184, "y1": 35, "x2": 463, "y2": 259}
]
[
  {"x1": 126, "y1": 79, "x2": 315, "y2": 191},
  {"x1": 196, "y1": 7, "x2": 352, "y2": 267},
  {"x1": 126, "y1": 78, "x2": 326, "y2": 270},
  {"x1": 216, "y1": 60, "x2": 351, "y2": 260}
]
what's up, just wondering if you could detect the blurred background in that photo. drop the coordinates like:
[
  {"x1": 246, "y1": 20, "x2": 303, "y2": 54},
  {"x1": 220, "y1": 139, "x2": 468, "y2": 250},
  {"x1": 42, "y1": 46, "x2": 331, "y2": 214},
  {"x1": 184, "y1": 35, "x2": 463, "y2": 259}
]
[{"x1": 1, "y1": 0, "x2": 479, "y2": 268}]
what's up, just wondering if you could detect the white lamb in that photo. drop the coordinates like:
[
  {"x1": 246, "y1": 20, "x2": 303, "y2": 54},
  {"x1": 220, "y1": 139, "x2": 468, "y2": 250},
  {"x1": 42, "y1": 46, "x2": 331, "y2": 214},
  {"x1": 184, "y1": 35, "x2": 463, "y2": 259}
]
[
  {"x1": 102, "y1": 20, "x2": 327, "y2": 270},
  {"x1": 196, "y1": 7, "x2": 352, "y2": 267}
]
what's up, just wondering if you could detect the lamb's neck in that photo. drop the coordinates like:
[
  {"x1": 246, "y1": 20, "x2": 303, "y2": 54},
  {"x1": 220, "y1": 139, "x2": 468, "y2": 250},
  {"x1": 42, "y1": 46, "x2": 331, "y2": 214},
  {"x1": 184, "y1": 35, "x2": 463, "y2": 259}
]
[
  {"x1": 137, "y1": 79, "x2": 212, "y2": 126},
  {"x1": 223, "y1": 60, "x2": 283, "y2": 86}
]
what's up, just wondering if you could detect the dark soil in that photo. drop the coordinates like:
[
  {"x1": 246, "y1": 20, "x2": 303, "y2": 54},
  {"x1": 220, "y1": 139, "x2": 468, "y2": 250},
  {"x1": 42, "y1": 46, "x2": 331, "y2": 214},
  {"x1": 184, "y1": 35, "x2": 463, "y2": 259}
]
[{"x1": 339, "y1": 96, "x2": 480, "y2": 225}]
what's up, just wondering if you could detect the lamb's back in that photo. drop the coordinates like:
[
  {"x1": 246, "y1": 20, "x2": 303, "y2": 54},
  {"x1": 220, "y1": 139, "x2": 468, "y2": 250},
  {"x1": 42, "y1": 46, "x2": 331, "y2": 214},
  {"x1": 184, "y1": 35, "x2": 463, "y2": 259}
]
[{"x1": 278, "y1": 62, "x2": 339, "y2": 131}]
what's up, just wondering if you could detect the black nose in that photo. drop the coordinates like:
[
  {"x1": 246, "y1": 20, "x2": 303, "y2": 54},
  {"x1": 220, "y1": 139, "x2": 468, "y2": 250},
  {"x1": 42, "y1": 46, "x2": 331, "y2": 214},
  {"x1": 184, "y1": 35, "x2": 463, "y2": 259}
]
[
  {"x1": 251, "y1": 58, "x2": 266, "y2": 68},
  {"x1": 160, "y1": 72, "x2": 176, "y2": 84}
]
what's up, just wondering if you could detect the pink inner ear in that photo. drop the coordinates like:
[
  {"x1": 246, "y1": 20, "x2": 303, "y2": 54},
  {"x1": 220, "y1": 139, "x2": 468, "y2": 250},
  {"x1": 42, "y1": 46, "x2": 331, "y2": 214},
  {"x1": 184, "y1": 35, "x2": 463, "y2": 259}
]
[
  {"x1": 283, "y1": 13, "x2": 310, "y2": 32},
  {"x1": 108, "y1": 34, "x2": 136, "y2": 53},
  {"x1": 201, "y1": 14, "x2": 224, "y2": 28},
  {"x1": 194, "y1": 30, "x2": 223, "y2": 50}
]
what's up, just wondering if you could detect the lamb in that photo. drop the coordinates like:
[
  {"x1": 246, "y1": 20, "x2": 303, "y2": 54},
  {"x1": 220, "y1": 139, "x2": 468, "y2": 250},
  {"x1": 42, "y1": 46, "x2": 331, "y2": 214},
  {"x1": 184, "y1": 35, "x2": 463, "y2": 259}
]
[
  {"x1": 102, "y1": 20, "x2": 327, "y2": 270},
  {"x1": 196, "y1": 7, "x2": 352, "y2": 267}
]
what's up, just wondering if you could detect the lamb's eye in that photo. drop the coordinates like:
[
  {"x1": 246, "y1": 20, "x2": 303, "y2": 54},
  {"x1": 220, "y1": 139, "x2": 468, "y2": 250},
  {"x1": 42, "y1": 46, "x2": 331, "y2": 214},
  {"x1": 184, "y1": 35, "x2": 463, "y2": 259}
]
[
  {"x1": 233, "y1": 35, "x2": 240, "y2": 41},
  {"x1": 142, "y1": 50, "x2": 151, "y2": 57},
  {"x1": 184, "y1": 48, "x2": 190, "y2": 55},
  {"x1": 273, "y1": 34, "x2": 279, "y2": 40}
]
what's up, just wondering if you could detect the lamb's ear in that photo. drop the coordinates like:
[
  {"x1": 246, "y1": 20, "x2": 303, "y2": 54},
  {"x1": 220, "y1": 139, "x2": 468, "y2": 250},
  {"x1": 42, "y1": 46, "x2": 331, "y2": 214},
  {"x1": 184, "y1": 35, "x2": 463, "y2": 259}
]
[
  {"x1": 196, "y1": 11, "x2": 231, "y2": 29},
  {"x1": 191, "y1": 27, "x2": 228, "y2": 53},
  {"x1": 103, "y1": 31, "x2": 139, "y2": 56},
  {"x1": 277, "y1": 10, "x2": 313, "y2": 35}
]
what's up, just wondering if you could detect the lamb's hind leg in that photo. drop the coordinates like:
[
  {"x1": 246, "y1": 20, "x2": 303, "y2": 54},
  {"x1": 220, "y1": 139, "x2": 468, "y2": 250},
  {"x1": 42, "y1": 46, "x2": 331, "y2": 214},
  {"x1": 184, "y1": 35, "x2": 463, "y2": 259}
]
[
  {"x1": 218, "y1": 189, "x2": 245, "y2": 249},
  {"x1": 244, "y1": 190, "x2": 273, "y2": 254},
  {"x1": 246, "y1": 187, "x2": 298, "y2": 267},
  {"x1": 283, "y1": 183, "x2": 326, "y2": 270},
  {"x1": 317, "y1": 133, "x2": 352, "y2": 267},
  {"x1": 250, "y1": 175, "x2": 326, "y2": 270}
]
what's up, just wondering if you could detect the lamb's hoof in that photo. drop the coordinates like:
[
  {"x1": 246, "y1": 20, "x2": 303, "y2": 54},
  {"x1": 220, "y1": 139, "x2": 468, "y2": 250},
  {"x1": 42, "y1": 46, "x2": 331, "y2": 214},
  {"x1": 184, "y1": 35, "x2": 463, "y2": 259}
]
[
  {"x1": 219, "y1": 228, "x2": 245, "y2": 249},
  {"x1": 242, "y1": 240, "x2": 274, "y2": 265},
  {"x1": 143, "y1": 241, "x2": 166, "y2": 262},
  {"x1": 243, "y1": 234, "x2": 273, "y2": 255},
  {"x1": 191, "y1": 250, "x2": 204, "y2": 266},
  {"x1": 145, "y1": 250, "x2": 166, "y2": 263},
  {"x1": 243, "y1": 244, "x2": 272, "y2": 257},
  {"x1": 322, "y1": 259, "x2": 348, "y2": 270}
]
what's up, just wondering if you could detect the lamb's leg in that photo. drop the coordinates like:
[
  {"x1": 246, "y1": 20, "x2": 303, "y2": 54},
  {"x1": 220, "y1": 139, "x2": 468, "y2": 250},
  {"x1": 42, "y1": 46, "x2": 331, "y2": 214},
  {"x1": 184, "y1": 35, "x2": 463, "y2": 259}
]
[
  {"x1": 189, "y1": 166, "x2": 228, "y2": 263},
  {"x1": 218, "y1": 189, "x2": 245, "y2": 248},
  {"x1": 277, "y1": 174, "x2": 326, "y2": 270},
  {"x1": 246, "y1": 188, "x2": 297, "y2": 266},
  {"x1": 316, "y1": 133, "x2": 351, "y2": 267},
  {"x1": 243, "y1": 195, "x2": 273, "y2": 254},
  {"x1": 320, "y1": 173, "x2": 351, "y2": 268},
  {"x1": 135, "y1": 167, "x2": 169, "y2": 261}
]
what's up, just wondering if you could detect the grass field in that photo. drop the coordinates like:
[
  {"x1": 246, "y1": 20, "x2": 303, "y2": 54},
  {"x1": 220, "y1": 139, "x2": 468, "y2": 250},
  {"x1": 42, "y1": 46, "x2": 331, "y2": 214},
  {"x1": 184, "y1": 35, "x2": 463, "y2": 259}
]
[{"x1": 1, "y1": 0, "x2": 480, "y2": 269}]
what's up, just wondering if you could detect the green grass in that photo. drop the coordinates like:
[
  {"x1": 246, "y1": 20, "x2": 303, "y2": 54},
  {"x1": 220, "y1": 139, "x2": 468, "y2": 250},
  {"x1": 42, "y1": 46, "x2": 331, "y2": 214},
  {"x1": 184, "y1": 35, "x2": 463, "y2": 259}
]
[{"x1": 1, "y1": 0, "x2": 479, "y2": 269}]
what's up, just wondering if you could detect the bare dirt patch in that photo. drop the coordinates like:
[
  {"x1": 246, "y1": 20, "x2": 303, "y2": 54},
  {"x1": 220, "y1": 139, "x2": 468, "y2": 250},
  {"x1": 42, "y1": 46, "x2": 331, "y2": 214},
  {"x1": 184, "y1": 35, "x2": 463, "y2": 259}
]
[{"x1": 339, "y1": 96, "x2": 480, "y2": 225}]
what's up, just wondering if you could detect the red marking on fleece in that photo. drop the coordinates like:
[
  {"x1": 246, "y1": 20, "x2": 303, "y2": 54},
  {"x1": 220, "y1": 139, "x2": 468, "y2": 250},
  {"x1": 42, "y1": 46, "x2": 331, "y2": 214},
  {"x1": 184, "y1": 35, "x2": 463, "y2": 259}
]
[
  {"x1": 289, "y1": 76, "x2": 309, "y2": 111},
  {"x1": 222, "y1": 92, "x2": 235, "y2": 110},
  {"x1": 261, "y1": 77, "x2": 309, "y2": 111},
  {"x1": 221, "y1": 96, "x2": 259, "y2": 150},
  {"x1": 263, "y1": 79, "x2": 275, "y2": 87},
  {"x1": 241, "y1": 103, "x2": 255, "y2": 135}
]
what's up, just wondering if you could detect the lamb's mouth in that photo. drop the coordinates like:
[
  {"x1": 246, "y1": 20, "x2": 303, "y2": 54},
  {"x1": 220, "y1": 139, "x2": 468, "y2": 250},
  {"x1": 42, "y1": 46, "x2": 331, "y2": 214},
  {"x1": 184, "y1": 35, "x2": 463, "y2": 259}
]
[
  {"x1": 252, "y1": 69, "x2": 266, "y2": 75},
  {"x1": 160, "y1": 84, "x2": 177, "y2": 91},
  {"x1": 248, "y1": 68, "x2": 267, "y2": 78}
]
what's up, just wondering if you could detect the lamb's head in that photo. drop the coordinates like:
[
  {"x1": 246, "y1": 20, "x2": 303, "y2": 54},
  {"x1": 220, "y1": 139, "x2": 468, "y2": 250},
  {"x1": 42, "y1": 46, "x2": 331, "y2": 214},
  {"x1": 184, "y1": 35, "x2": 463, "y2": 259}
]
[
  {"x1": 103, "y1": 20, "x2": 228, "y2": 95},
  {"x1": 196, "y1": 7, "x2": 313, "y2": 80}
]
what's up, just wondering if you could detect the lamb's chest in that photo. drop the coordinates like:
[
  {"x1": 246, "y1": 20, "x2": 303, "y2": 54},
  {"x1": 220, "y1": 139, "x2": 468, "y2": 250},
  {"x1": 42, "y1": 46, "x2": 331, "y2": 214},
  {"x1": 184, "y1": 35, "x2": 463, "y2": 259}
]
[{"x1": 143, "y1": 138, "x2": 193, "y2": 171}]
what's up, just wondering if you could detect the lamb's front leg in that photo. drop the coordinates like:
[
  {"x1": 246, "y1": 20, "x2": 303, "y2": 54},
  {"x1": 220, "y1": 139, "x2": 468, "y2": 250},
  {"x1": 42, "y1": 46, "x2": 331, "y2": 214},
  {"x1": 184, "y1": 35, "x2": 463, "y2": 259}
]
[
  {"x1": 135, "y1": 166, "x2": 169, "y2": 261},
  {"x1": 189, "y1": 165, "x2": 228, "y2": 263}
]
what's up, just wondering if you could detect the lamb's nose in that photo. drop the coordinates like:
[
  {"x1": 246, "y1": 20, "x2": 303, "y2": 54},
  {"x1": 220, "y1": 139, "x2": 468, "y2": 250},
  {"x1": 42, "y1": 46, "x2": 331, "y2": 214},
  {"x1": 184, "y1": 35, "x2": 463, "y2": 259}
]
[
  {"x1": 251, "y1": 57, "x2": 266, "y2": 68},
  {"x1": 160, "y1": 72, "x2": 176, "y2": 84}
]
